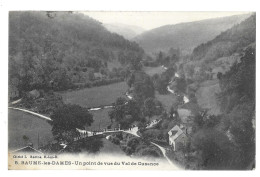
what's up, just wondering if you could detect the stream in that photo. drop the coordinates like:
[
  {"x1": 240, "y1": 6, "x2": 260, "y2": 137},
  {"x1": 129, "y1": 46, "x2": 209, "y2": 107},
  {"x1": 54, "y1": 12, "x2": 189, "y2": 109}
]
[
  {"x1": 88, "y1": 68, "x2": 189, "y2": 112},
  {"x1": 88, "y1": 92, "x2": 132, "y2": 112}
]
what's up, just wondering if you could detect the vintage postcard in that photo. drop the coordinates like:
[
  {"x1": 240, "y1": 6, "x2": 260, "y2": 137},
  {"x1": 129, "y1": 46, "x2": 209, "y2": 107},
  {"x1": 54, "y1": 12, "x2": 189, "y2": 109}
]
[{"x1": 8, "y1": 11, "x2": 255, "y2": 170}]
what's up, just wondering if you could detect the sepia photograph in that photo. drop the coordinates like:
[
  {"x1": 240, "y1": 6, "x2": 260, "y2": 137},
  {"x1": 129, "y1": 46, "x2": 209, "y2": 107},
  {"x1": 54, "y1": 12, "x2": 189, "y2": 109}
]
[{"x1": 6, "y1": 10, "x2": 255, "y2": 170}]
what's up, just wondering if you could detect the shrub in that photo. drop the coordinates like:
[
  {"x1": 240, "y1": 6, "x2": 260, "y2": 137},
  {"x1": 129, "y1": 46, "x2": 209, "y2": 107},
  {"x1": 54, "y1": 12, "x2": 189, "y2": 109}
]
[{"x1": 111, "y1": 137, "x2": 120, "y2": 145}]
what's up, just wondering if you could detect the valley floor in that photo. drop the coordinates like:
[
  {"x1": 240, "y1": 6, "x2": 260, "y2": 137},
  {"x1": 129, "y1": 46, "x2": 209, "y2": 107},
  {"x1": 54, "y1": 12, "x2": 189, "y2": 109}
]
[
  {"x1": 8, "y1": 109, "x2": 54, "y2": 150},
  {"x1": 58, "y1": 81, "x2": 128, "y2": 108}
]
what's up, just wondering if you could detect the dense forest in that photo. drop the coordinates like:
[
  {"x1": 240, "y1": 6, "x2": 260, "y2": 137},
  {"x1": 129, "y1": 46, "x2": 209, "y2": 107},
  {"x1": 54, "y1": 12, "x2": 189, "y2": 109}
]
[
  {"x1": 9, "y1": 11, "x2": 144, "y2": 94},
  {"x1": 191, "y1": 14, "x2": 256, "y2": 61},
  {"x1": 217, "y1": 45, "x2": 255, "y2": 169},
  {"x1": 187, "y1": 45, "x2": 255, "y2": 169}
]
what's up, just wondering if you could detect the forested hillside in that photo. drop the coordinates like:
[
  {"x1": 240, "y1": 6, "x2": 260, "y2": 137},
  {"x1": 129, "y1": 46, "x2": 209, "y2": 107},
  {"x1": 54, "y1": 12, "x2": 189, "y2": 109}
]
[
  {"x1": 191, "y1": 14, "x2": 256, "y2": 61},
  {"x1": 134, "y1": 14, "x2": 250, "y2": 54},
  {"x1": 190, "y1": 45, "x2": 255, "y2": 169},
  {"x1": 181, "y1": 14, "x2": 256, "y2": 82},
  {"x1": 9, "y1": 11, "x2": 144, "y2": 94},
  {"x1": 217, "y1": 45, "x2": 255, "y2": 169},
  {"x1": 179, "y1": 15, "x2": 255, "y2": 169}
]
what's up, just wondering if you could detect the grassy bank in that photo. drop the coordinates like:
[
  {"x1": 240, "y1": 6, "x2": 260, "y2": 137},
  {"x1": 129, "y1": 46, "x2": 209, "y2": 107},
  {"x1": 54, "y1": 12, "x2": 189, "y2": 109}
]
[
  {"x1": 155, "y1": 92, "x2": 179, "y2": 112},
  {"x1": 99, "y1": 137, "x2": 126, "y2": 156},
  {"x1": 8, "y1": 109, "x2": 54, "y2": 150},
  {"x1": 85, "y1": 108, "x2": 112, "y2": 131},
  {"x1": 195, "y1": 79, "x2": 221, "y2": 115}
]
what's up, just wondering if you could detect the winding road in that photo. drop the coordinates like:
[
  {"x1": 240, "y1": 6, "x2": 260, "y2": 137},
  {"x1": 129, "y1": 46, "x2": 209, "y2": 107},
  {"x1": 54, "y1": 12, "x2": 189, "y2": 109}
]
[
  {"x1": 9, "y1": 69, "x2": 182, "y2": 168},
  {"x1": 123, "y1": 127, "x2": 178, "y2": 167},
  {"x1": 74, "y1": 126, "x2": 181, "y2": 169},
  {"x1": 9, "y1": 106, "x2": 181, "y2": 169}
]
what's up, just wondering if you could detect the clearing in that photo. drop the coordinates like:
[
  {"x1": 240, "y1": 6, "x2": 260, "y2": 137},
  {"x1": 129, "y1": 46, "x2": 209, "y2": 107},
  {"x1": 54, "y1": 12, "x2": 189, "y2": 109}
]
[
  {"x1": 156, "y1": 92, "x2": 179, "y2": 112},
  {"x1": 58, "y1": 82, "x2": 128, "y2": 108},
  {"x1": 195, "y1": 79, "x2": 221, "y2": 115},
  {"x1": 144, "y1": 66, "x2": 165, "y2": 76}
]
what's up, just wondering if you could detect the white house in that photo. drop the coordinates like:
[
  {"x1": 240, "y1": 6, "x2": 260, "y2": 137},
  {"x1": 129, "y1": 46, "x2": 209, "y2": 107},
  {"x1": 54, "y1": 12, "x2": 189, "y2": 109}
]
[{"x1": 168, "y1": 125, "x2": 189, "y2": 151}]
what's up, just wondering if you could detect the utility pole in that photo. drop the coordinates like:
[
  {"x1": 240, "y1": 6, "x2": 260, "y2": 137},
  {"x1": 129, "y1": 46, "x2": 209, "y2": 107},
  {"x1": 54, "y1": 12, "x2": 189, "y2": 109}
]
[{"x1": 37, "y1": 132, "x2": 39, "y2": 149}]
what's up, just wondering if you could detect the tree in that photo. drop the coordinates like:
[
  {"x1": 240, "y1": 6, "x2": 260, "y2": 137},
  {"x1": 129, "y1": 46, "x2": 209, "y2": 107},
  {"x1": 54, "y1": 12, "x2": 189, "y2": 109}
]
[
  {"x1": 169, "y1": 106, "x2": 178, "y2": 121},
  {"x1": 159, "y1": 111, "x2": 168, "y2": 120},
  {"x1": 126, "y1": 73, "x2": 135, "y2": 87},
  {"x1": 227, "y1": 102, "x2": 255, "y2": 168},
  {"x1": 169, "y1": 47, "x2": 180, "y2": 64},
  {"x1": 109, "y1": 97, "x2": 127, "y2": 122},
  {"x1": 143, "y1": 98, "x2": 163, "y2": 120},
  {"x1": 109, "y1": 98, "x2": 141, "y2": 129},
  {"x1": 79, "y1": 136, "x2": 104, "y2": 153},
  {"x1": 127, "y1": 137, "x2": 141, "y2": 152},
  {"x1": 143, "y1": 98, "x2": 156, "y2": 120},
  {"x1": 204, "y1": 115, "x2": 221, "y2": 128},
  {"x1": 50, "y1": 104, "x2": 93, "y2": 141},
  {"x1": 153, "y1": 67, "x2": 175, "y2": 94},
  {"x1": 50, "y1": 68, "x2": 72, "y2": 91},
  {"x1": 22, "y1": 135, "x2": 30, "y2": 145},
  {"x1": 128, "y1": 52, "x2": 143, "y2": 71},
  {"x1": 175, "y1": 78, "x2": 187, "y2": 93},
  {"x1": 217, "y1": 46, "x2": 255, "y2": 168},
  {"x1": 153, "y1": 76, "x2": 168, "y2": 94},
  {"x1": 192, "y1": 129, "x2": 237, "y2": 170},
  {"x1": 64, "y1": 136, "x2": 104, "y2": 153},
  {"x1": 131, "y1": 72, "x2": 155, "y2": 104},
  {"x1": 156, "y1": 51, "x2": 164, "y2": 64},
  {"x1": 139, "y1": 147, "x2": 161, "y2": 158},
  {"x1": 217, "y1": 72, "x2": 223, "y2": 80},
  {"x1": 133, "y1": 80, "x2": 155, "y2": 104}
]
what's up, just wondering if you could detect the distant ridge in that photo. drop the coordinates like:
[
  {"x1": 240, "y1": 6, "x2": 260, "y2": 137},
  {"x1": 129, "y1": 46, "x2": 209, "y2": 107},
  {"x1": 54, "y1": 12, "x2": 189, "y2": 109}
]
[
  {"x1": 104, "y1": 23, "x2": 145, "y2": 40},
  {"x1": 134, "y1": 13, "x2": 251, "y2": 54}
]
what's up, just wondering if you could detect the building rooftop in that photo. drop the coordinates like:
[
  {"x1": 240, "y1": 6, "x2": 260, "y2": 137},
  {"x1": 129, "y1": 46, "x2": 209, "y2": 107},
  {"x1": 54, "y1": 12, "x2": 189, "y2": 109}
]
[
  {"x1": 168, "y1": 125, "x2": 185, "y2": 141},
  {"x1": 12, "y1": 146, "x2": 43, "y2": 154}
]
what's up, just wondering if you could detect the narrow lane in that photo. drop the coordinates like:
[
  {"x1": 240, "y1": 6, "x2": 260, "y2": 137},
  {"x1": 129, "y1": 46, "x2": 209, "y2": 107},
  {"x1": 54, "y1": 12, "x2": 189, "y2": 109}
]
[
  {"x1": 122, "y1": 127, "x2": 181, "y2": 168},
  {"x1": 8, "y1": 107, "x2": 52, "y2": 121}
]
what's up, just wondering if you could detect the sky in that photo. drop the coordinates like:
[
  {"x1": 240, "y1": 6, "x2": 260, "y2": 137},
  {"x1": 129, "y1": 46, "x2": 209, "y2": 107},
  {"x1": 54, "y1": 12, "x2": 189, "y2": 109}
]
[{"x1": 82, "y1": 11, "x2": 250, "y2": 30}]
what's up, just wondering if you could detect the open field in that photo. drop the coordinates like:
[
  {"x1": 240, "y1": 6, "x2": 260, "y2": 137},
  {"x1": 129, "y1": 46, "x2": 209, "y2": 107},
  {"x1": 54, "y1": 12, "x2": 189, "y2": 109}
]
[
  {"x1": 8, "y1": 109, "x2": 54, "y2": 150},
  {"x1": 156, "y1": 92, "x2": 178, "y2": 112},
  {"x1": 144, "y1": 66, "x2": 165, "y2": 76},
  {"x1": 58, "y1": 82, "x2": 128, "y2": 108},
  {"x1": 195, "y1": 79, "x2": 221, "y2": 115},
  {"x1": 86, "y1": 108, "x2": 112, "y2": 131},
  {"x1": 107, "y1": 60, "x2": 121, "y2": 70}
]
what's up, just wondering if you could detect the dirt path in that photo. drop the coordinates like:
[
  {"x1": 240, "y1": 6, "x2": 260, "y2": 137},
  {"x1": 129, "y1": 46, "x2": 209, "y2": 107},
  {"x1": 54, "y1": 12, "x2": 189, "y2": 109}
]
[{"x1": 8, "y1": 107, "x2": 52, "y2": 121}]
